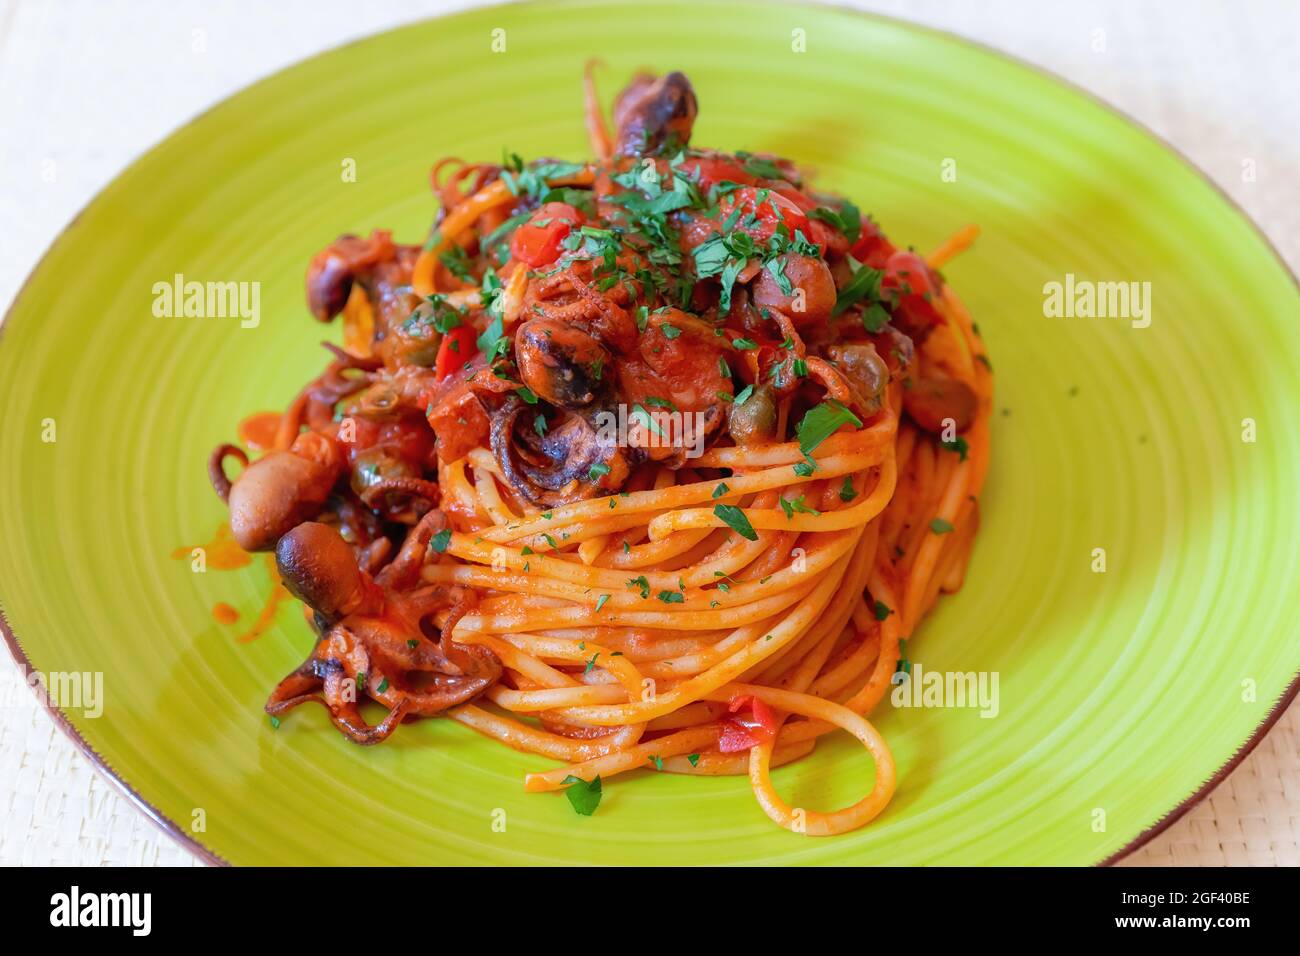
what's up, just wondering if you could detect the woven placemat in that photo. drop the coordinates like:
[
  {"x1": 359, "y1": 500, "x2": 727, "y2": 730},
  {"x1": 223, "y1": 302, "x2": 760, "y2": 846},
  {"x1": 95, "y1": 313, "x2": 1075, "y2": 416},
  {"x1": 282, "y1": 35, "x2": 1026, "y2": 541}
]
[
  {"x1": 0, "y1": 662, "x2": 201, "y2": 866},
  {"x1": 2, "y1": 654, "x2": 1296, "y2": 866},
  {"x1": 1117, "y1": 701, "x2": 1300, "y2": 867}
]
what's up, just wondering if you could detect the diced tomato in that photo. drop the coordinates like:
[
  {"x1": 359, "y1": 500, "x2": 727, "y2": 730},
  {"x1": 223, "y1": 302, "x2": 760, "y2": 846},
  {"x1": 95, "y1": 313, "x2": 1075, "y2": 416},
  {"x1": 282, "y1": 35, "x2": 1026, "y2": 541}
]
[
  {"x1": 509, "y1": 201, "x2": 584, "y2": 267},
  {"x1": 678, "y1": 214, "x2": 722, "y2": 254},
  {"x1": 678, "y1": 155, "x2": 754, "y2": 191},
  {"x1": 804, "y1": 219, "x2": 843, "y2": 258},
  {"x1": 717, "y1": 186, "x2": 811, "y2": 243},
  {"x1": 379, "y1": 420, "x2": 436, "y2": 468},
  {"x1": 881, "y1": 251, "x2": 944, "y2": 330},
  {"x1": 423, "y1": 380, "x2": 491, "y2": 464},
  {"x1": 434, "y1": 322, "x2": 479, "y2": 381},
  {"x1": 335, "y1": 416, "x2": 381, "y2": 452},
  {"x1": 718, "y1": 693, "x2": 779, "y2": 753},
  {"x1": 849, "y1": 217, "x2": 898, "y2": 269},
  {"x1": 721, "y1": 328, "x2": 784, "y2": 388},
  {"x1": 631, "y1": 316, "x2": 730, "y2": 410},
  {"x1": 772, "y1": 185, "x2": 816, "y2": 212},
  {"x1": 335, "y1": 416, "x2": 434, "y2": 470}
]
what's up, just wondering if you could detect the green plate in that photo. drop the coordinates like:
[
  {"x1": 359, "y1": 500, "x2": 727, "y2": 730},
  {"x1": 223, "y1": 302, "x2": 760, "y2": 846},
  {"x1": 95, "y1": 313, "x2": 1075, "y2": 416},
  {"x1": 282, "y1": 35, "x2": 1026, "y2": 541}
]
[{"x1": 3, "y1": 0, "x2": 1297, "y2": 866}]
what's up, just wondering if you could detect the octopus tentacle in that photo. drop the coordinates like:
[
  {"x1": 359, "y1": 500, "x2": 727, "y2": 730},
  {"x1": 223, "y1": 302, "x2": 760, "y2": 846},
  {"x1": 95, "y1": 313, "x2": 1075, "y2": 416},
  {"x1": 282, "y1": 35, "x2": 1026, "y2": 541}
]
[
  {"x1": 376, "y1": 508, "x2": 447, "y2": 590},
  {"x1": 327, "y1": 696, "x2": 412, "y2": 745},
  {"x1": 264, "y1": 519, "x2": 502, "y2": 744},
  {"x1": 208, "y1": 444, "x2": 249, "y2": 503},
  {"x1": 359, "y1": 476, "x2": 441, "y2": 513}
]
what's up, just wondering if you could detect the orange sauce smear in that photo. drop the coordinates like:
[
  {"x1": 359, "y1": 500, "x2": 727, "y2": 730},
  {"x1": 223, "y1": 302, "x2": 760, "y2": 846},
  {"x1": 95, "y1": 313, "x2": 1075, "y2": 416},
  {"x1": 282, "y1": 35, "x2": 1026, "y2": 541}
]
[
  {"x1": 236, "y1": 555, "x2": 293, "y2": 645},
  {"x1": 170, "y1": 522, "x2": 252, "y2": 570},
  {"x1": 237, "y1": 411, "x2": 282, "y2": 452},
  {"x1": 212, "y1": 602, "x2": 240, "y2": 625},
  {"x1": 176, "y1": 526, "x2": 290, "y2": 644}
]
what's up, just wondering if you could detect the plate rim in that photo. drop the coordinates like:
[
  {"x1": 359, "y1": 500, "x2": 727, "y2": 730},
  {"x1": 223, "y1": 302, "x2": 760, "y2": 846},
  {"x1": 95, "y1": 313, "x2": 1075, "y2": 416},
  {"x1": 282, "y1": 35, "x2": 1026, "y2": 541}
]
[{"x1": 2, "y1": 0, "x2": 1297, "y2": 868}]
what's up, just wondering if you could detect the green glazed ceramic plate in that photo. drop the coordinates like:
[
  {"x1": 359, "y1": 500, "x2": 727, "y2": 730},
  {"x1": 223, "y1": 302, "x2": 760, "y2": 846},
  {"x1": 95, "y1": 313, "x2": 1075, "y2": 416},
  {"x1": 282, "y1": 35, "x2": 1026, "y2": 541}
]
[{"x1": 3, "y1": 0, "x2": 1298, "y2": 866}]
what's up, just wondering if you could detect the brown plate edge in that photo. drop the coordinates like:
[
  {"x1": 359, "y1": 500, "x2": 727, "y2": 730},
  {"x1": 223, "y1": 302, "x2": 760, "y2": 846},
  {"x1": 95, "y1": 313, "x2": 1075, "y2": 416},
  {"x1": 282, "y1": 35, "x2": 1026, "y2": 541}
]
[{"x1": 0, "y1": 602, "x2": 229, "y2": 866}]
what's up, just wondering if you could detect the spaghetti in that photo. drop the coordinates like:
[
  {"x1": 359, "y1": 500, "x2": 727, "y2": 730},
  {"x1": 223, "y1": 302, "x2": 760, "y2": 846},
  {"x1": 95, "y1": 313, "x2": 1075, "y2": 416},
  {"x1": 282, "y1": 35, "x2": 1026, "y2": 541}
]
[{"x1": 207, "y1": 69, "x2": 992, "y2": 835}]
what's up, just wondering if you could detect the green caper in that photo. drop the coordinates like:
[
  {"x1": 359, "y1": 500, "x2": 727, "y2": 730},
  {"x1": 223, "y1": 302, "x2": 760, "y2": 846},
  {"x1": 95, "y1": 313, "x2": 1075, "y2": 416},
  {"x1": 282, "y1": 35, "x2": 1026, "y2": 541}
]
[
  {"x1": 349, "y1": 446, "x2": 415, "y2": 497},
  {"x1": 389, "y1": 301, "x2": 445, "y2": 367},
  {"x1": 728, "y1": 384, "x2": 778, "y2": 445},
  {"x1": 826, "y1": 343, "x2": 889, "y2": 414}
]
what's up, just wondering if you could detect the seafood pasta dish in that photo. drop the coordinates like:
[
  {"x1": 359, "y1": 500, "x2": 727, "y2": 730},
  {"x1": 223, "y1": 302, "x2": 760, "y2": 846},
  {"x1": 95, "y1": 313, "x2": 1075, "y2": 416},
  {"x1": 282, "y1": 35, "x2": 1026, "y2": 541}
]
[{"x1": 208, "y1": 68, "x2": 991, "y2": 835}]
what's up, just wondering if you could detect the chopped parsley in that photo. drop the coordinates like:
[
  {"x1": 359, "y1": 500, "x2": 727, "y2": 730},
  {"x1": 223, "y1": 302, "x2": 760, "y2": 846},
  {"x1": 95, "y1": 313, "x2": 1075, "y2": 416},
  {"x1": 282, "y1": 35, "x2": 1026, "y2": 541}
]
[
  {"x1": 630, "y1": 403, "x2": 666, "y2": 438},
  {"x1": 778, "y1": 495, "x2": 821, "y2": 519},
  {"x1": 833, "y1": 259, "x2": 884, "y2": 318},
  {"x1": 796, "y1": 400, "x2": 863, "y2": 456},
  {"x1": 808, "y1": 200, "x2": 862, "y2": 243},
  {"x1": 501, "y1": 157, "x2": 586, "y2": 199},
  {"x1": 713, "y1": 503, "x2": 758, "y2": 541},
  {"x1": 438, "y1": 245, "x2": 475, "y2": 283},
  {"x1": 562, "y1": 774, "x2": 602, "y2": 816},
  {"x1": 896, "y1": 639, "x2": 912, "y2": 675},
  {"x1": 939, "y1": 436, "x2": 970, "y2": 461},
  {"x1": 735, "y1": 150, "x2": 787, "y2": 180}
]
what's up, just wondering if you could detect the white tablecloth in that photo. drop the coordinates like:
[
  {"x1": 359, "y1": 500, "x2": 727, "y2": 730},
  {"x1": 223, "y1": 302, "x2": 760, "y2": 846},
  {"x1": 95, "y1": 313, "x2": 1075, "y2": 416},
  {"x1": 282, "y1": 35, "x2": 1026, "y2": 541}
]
[{"x1": 1, "y1": 0, "x2": 1297, "y2": 867}]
